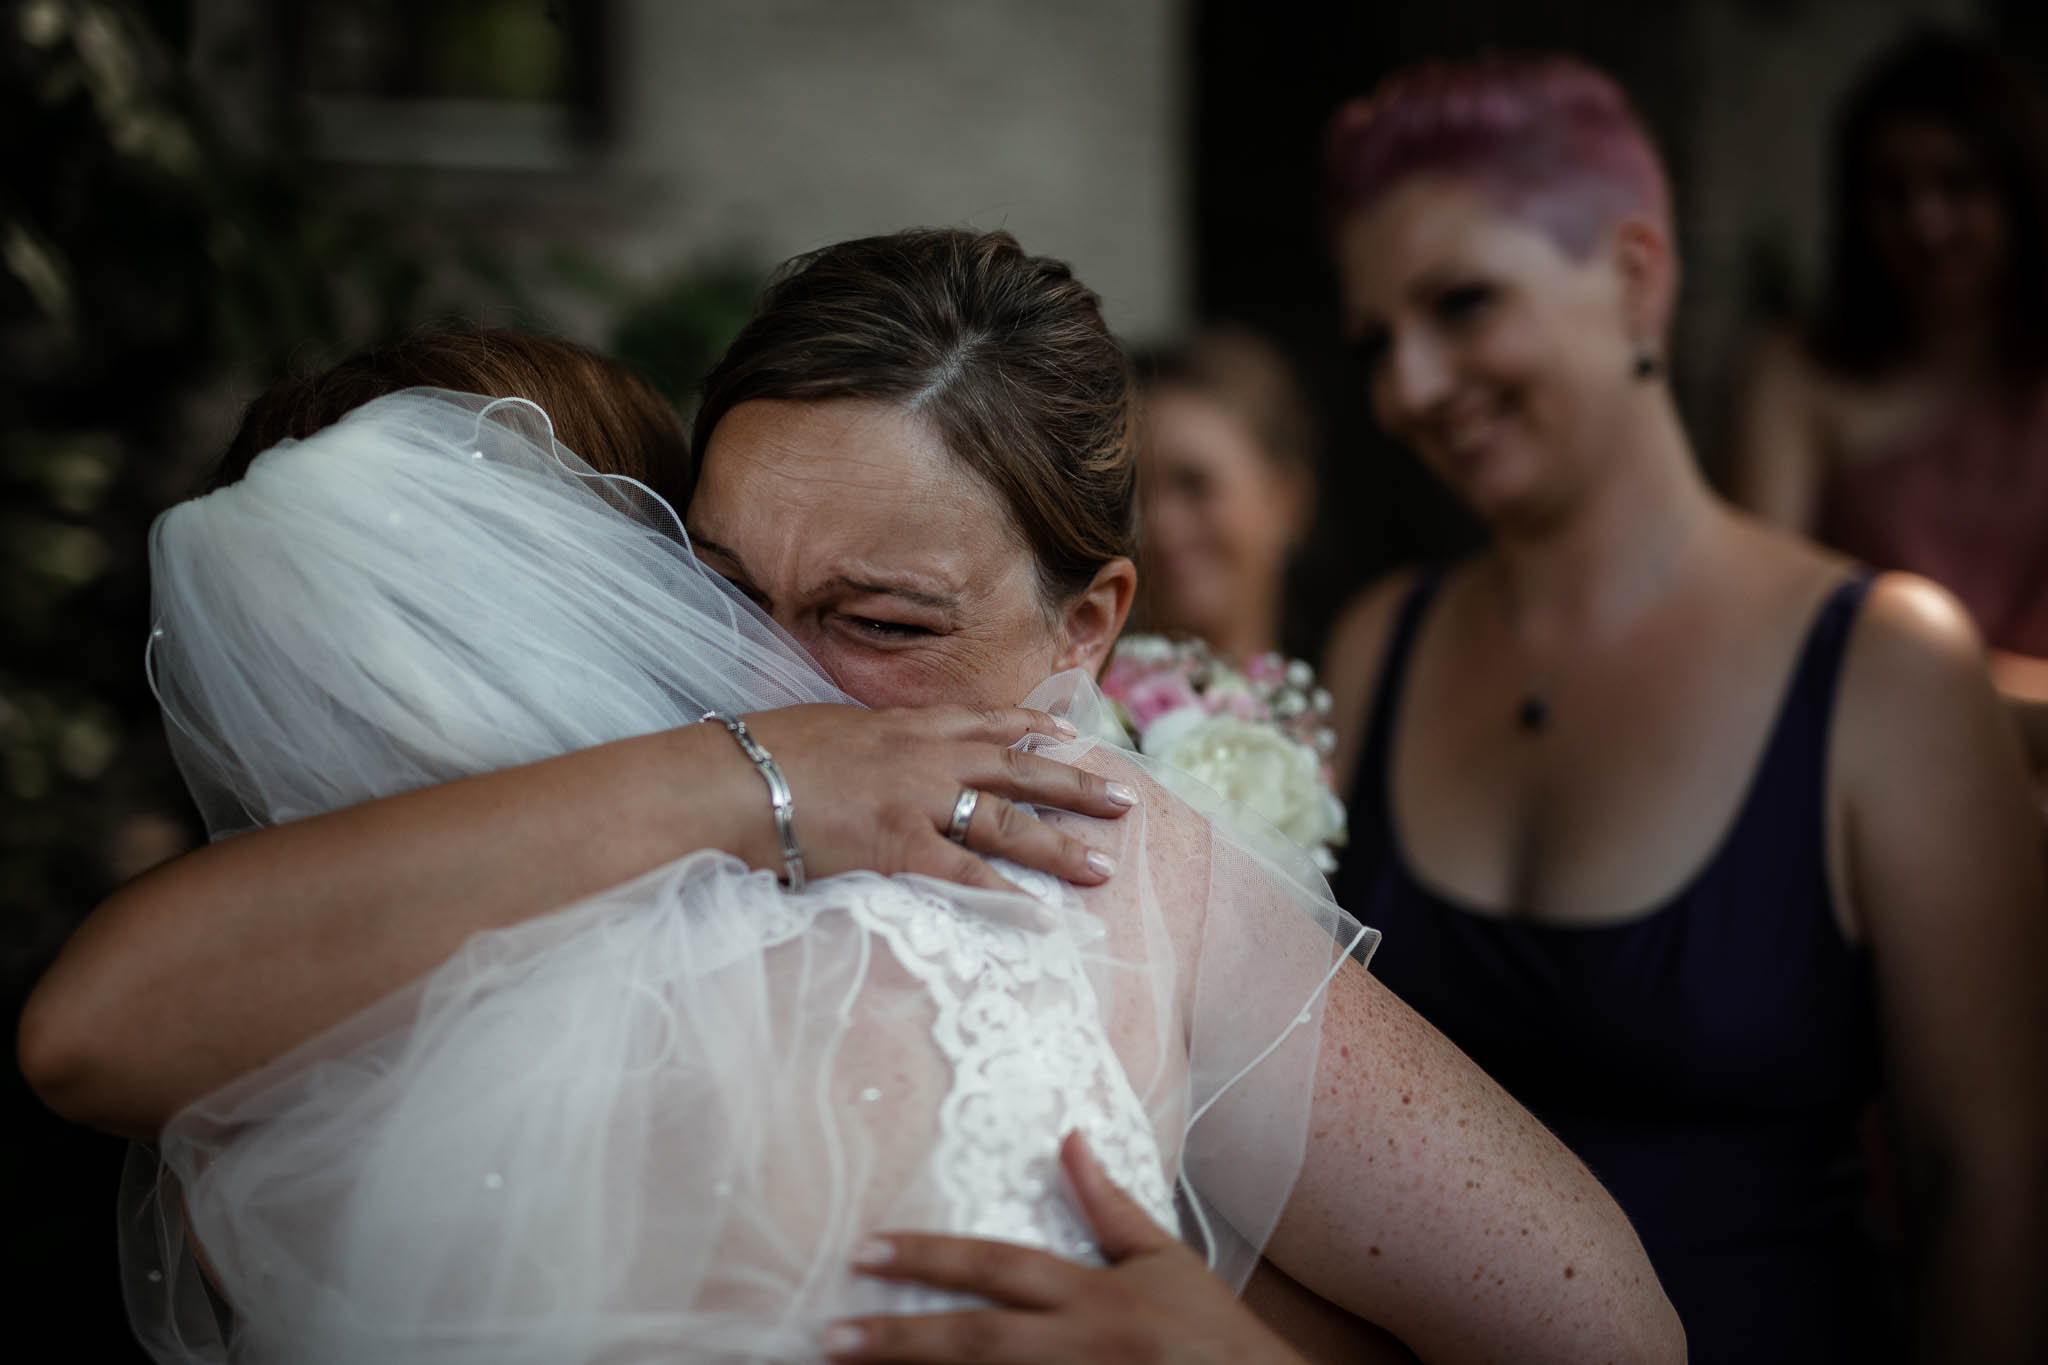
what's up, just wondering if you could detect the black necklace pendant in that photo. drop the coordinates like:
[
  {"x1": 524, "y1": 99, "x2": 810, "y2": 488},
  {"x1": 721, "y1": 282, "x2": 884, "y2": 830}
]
[{"x1": 1517, "y1": 689, "x2": 1550, "y2": 732}]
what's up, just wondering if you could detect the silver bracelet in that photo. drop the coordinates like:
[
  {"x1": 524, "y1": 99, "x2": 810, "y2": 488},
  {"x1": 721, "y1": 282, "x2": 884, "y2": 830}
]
[{"x1": 701, "y1": 711, "x2": 805, "y2": 892}]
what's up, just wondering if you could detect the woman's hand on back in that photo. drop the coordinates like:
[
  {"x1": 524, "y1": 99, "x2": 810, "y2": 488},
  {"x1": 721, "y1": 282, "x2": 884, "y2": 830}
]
[
  {"x1": 823, "y1": 1132, "x2": 1311, "y2": 1365},
  {"x1": 739, "y1": 704, "x2": 1135, "y2": 898}
]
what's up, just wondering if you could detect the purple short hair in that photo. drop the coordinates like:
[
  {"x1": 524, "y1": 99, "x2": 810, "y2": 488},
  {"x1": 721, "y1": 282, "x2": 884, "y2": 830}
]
[{"x1": 1324, "y1": 54, "x2": 1672, "y2": 258}]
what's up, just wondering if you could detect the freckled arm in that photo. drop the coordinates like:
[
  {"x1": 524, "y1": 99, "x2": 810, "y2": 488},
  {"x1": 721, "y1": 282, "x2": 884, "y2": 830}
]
[
  {"x1": 1262, "y1": 956, "x2": 1684, "y2": 1363},
  {"x1": 1045, "y1": 750, "x2": 1680, "y2": 1362}
]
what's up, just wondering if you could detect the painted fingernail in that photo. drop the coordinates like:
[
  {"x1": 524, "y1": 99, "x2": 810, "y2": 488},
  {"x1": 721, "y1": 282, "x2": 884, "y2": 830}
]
[
  {"x1": 852, "y1": 1237, "x2": 895, "y2": 1268},
  {"x1": 1048, "y1": 715, "x2": 1079, "y2": 738},
  {"x1": 821, "y1": 1322, "x2": 866, "y2": 1353},
  {"x1": 1105, "y1": 781, "x2": 1137, "y2": 807},
  {"x1": 1085, "y1": 850, "x2": 1117, "y2": 878}
]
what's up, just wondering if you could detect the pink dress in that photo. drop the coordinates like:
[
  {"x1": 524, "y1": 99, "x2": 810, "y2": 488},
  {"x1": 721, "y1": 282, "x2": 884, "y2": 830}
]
[{"x1": 1819, "y1": 390, "x2": 2048, "y2": 655}]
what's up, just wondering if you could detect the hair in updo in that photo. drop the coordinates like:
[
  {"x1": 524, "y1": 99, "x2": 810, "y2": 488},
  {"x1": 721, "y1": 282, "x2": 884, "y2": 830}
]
[
  {"x1": 1323, "y1": 53, "x2": 1671, "y2": 259},
  {"x1": 1137, "y1": 326, "x2": 1318, "y2": 481},
  {"x1": 213, "y1": 328, "x2": 691, "y2": 505},
  {"x1": 692, "y1": 228, "x2": 1136, "y2": 607}
]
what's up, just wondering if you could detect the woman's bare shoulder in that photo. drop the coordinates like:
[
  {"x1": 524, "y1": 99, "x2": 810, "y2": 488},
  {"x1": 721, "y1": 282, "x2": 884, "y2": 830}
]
[
  {"x1": 1827, "y1": 568, "x2": 2020, "y2": 840},
  {"x1": 1719, "y1": 530, "x2": 1986, "y2": 707},
  {"x1": 1745, "y1": 322, "x2": 1852, "y2": 396},
  {"x1": 1058, "y1": 742, "x2": 1212, "y2": 871},
  {"x1": 1746, "y1": 321, "x2": 1918, "y2": 424},
  {"x1": 1713, "y1": 498, "x2": 1854, "y2": 577},
  {"x1": 1841, "y1": 571, "x2": 1992, "y2": 706},
  {"x1": 1743, "y1": 322, "x2": 1887, "y2": 427}
]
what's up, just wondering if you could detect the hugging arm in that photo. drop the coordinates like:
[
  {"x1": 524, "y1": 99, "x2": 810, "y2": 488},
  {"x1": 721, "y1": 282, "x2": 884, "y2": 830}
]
[
  {"x1": 1259, "y1": 955, "x2": 1682, "y2": 1363},
  {"x1": 855, "y1": 757, "x2": 1682, "y2": 1364},
  {"x1": 19, "y1": 704, "x2": 1131, "y2": 1141},
  {"x1": 831, "y1": 952, "x2": 1681, "y2": 1365},
  {"x1": 1162, "y1": 782, "x2": 1679, "y2": 1361}
]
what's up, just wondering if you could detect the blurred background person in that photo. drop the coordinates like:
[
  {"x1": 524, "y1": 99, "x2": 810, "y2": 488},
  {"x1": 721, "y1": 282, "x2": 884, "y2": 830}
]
[
  {"x1": 1135, "y1": 327, "x2": 1316, "y2": 661},
  {"x1": 1734, "y1": 29, "x2": 2048, "y2": 775},
  {"x1": 1317, "y1": 53, "x2": 2048, "y2": 1364}
]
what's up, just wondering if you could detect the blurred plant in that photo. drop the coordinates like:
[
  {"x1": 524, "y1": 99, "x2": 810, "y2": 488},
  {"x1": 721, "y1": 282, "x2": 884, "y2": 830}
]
[
  {"x1": 2, "y1": 0, "x2": 771, "y2": 986},
  {"x1": 607, "y1": 257, "x2": 763, "y2": 417},
  {"x1": 0, "y1": 0, "x2": 555, "y2": 977}
]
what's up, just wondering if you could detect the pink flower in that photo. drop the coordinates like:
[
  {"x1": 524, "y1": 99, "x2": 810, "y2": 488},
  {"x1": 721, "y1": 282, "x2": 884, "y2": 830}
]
[
  {"x1": 1243, "y1": 653, "x2": 1287, "y2": 687},
  {"x1": 1125, "y1": 670, "x2": 1201, "y2": 730},
  {"x1": 1101, "y1": 654, "x2": 1151, "y2": 699},
  {"x1": 1221, "y1": 689, "x2": 1266, "y2": 722}
]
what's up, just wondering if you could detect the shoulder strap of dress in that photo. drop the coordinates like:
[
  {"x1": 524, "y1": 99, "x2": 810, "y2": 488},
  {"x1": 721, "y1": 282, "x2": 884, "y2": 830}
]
[
  {"x1": 1726, "y1": 570, "x2": 1877, "y2": 883},
  {"x1": 1351, "y1": 568, "x2": 1448, "y2": 819},
  {"x1": 1790, "y1": 572, "x2": 1877, "y2": 736}
]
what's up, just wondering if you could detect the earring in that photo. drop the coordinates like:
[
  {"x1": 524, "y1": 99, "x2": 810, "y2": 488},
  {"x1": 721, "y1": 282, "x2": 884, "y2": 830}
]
[{"x1": 1633, "y1": 349, "x2": 1660, "y2": 380}]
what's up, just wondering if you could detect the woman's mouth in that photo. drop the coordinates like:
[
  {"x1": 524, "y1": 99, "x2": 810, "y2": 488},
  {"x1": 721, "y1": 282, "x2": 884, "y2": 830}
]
[{"x1": 1432, "y1": 402, "x2": 1512, "y2": 475}]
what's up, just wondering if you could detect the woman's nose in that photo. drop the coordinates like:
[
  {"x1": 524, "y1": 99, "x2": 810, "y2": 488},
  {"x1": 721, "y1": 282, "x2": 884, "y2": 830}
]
[
  {"x1": 1382, "y1": 333, "x2": 1455, "y2": 422},
  {"x1": 1905, "y1": 188, "x2": 1958, "y2": 249}
]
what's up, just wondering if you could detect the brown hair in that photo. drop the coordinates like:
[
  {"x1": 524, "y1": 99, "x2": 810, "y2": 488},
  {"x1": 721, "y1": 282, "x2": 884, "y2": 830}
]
[
  {"x1": 691, "y1": 229, "x2": 1135, "y2": 606},
  {"x1": 212, "y1": 328, "x2": 691, "y2": 505},
  {"x1": 1816, "y1": 29, "x2": 2048, "y2": 382},
  {"x1": 1136, "y1": 326, "x2": 1319, "y2": 480}
]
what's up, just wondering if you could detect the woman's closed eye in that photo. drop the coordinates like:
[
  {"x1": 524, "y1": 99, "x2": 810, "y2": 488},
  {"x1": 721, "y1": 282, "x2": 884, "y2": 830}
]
[
  {"x1": 841, "y1": 614, "x2": 936, "y2": 643},
  {"x1": 1434, "y1": 281, "x2": 1496, "y2": 326}
]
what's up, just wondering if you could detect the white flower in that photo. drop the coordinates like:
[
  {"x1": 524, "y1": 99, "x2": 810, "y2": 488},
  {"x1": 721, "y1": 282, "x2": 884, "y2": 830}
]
[
  {"x1": 1138, "y1": 702, "x2": 1210, "y2": 757},
  {"x1": 1153, "y1": 715, "x2": 1346, "y2": 857},
  {"x1": 1120, "y1": 635, "x2": 1178, "y2": 665}
]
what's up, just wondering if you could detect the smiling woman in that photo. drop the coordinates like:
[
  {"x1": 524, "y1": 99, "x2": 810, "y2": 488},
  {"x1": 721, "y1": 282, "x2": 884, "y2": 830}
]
[
  {"x1": 1134, "y1": 327, "x2": 1317, "y2": 665},
  {"x1": 1319, "y1": 54, "x2": 2048, "y2": 1364}
]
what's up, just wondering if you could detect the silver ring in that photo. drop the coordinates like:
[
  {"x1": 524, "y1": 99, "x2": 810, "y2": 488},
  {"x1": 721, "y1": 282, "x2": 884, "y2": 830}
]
[{"x1": 946, "y1": 787, "x2": 981, "y2": 844}]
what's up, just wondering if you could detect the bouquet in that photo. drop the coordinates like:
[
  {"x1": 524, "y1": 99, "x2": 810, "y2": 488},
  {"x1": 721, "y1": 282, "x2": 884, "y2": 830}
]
[{"x1": 1101, "y1": 635, "x2": 1348, "y2": 873}]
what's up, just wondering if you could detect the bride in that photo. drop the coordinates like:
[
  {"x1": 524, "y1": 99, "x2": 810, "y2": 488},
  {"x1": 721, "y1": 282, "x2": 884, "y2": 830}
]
[{"x1": 34, "y1": 234, "x2": 1680, "y2": 1363}]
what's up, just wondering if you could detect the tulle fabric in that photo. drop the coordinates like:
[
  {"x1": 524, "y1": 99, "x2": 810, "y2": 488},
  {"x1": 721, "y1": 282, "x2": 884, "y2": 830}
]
[{"x1": 121, "y1": 390, "x2": 1374, "y2": 1363}]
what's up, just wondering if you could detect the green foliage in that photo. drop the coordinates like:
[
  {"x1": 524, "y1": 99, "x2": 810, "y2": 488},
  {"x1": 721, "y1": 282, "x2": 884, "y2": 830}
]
[
  {"x1": 609, "y1": 259, "x2": 763, "y2": 415},
  {"x1": 4, "y1": 0, "x2": 226, "y2": 976},
  {"x1": 0, "y1": 0, "x2": 526, "y2": 969},
  {"x1": 1, "y1": 1, "x2": 766, "y2": 978}
]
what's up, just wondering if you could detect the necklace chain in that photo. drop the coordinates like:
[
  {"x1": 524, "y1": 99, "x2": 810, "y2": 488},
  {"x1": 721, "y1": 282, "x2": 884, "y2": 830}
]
[{"x1": 1493, "y1": 568, "x2": 1551, "y2": 735}]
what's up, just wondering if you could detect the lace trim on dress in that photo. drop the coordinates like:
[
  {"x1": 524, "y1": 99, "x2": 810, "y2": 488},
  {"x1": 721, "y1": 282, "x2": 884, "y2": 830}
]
[{"x1": 848, "y1": 863, "x2": 1178, "y2": 1258}]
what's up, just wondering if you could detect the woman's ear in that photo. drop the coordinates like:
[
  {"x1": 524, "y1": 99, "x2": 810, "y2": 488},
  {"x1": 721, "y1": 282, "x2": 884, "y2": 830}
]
[
  {"x1": 1054, "y1": 556, "x2": 1138, "y2": 675},
  {"x1": 1611, "y1": 214, "x2": 1679, "y2": 351}
]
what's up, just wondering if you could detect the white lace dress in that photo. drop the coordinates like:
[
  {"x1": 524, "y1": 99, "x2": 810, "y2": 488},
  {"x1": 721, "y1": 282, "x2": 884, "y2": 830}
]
[{"x1": 121, "y1": 392, "x2": 1368, "y2": 1364}]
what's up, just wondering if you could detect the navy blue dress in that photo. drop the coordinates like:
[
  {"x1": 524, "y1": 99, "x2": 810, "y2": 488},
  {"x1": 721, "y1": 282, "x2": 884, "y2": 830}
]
[{"x1": 1332, "y1": 571, "x2": 1896, "y2": 1363}]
